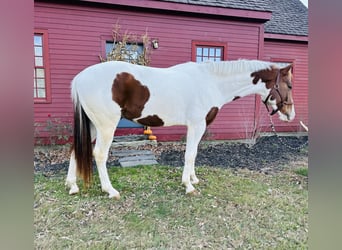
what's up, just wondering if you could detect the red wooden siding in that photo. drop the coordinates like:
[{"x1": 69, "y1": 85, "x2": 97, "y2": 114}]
[{"x1": 34, "y1": 1, "x2": 307, "y2": 142}]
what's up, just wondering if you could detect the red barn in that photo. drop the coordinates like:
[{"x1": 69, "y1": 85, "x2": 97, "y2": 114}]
[{"x1": 34, "y1": 0, "x2": 308, "y2": 143}]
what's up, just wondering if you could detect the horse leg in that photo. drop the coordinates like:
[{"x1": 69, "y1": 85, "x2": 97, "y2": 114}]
[
  {"x1": 66, "y1": 124, "x2": 96, "y2": 195},
  {"x1": 93, "y1": 126, "x2": 120, "y2": 199},
  {"x1": 182, "y1": 121, "x2": 206, "y2": 194},
  {"x1": 190, "y1": 169, "x2": 200, "y2": 185},
  {"x1": 65, "y1": 151, "x2": 79, "y2": 194}
]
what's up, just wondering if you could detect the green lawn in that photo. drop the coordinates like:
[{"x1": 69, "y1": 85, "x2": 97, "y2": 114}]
[{"x1": 34, "y1": 165, "x2": 308, "y2": 249}]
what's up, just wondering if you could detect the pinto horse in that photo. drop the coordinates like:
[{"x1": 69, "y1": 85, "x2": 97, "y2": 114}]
[{"x1": 66, "y1": 59, "x2": 295, "y2": 198}]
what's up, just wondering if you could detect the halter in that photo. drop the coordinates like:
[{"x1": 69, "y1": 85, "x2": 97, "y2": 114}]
[{"x1": 263, "y1": 69, "x2": 293, "y2": 116}]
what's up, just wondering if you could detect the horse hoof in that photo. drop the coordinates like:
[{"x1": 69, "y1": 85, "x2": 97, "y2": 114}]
[
  {"x1": 69, "y1": 186, "x2": 79, "y2": 195},
  {"x1": 109, "y1": 192, "x2": 121, "y2": 200},
  {"x1": 191, "y1": 178, "x2": 199, "y2": 185},
  {"x1": 186, "y1": 189, "x2": 201, "y2": 196}
]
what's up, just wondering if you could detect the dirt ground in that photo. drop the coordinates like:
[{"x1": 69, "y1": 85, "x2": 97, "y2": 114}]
[
  {"x1": 34, "y1": 135, "x2": 308, "y2": 176},
  {"x1": 158, "y1": 136, "x2": 308, "y2": 173}
]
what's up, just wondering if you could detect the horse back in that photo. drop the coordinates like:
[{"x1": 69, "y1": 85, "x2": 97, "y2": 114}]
[{"x1": 73, "y1": 61, "x2": 217, "y2": 126}]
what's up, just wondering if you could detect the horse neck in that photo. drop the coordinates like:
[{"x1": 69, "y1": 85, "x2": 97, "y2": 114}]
[{"x1": 200, "y1": 60, "x2": 271, "y2": 105}]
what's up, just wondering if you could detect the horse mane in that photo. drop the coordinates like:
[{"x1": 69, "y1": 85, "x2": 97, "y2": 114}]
[{"x1": 203, "y1": 59, "x2": 274, "y2": 76}]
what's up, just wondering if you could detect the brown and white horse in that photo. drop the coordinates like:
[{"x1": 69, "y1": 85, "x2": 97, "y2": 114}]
[{"x1": 66, "y1": 59, "x2": 294, "y2": 198}]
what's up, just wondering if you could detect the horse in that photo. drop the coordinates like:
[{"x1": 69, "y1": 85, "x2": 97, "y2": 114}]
[{"x1": 65, "y1": 59, "x2": 295, "y2": 199}]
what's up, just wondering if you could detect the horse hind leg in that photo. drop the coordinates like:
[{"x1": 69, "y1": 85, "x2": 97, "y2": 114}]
[
  {"x1": 93, "y1": 125, "x2": 120, "y2": 199},
  {"x1": 65, "y1": 150, "x2": 79, "y2": 194},
  {"x1": 65, "y1": 124, "x2": 96, "y2": 195}
]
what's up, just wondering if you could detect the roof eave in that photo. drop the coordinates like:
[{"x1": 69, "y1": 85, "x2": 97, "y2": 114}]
[
  {"x1": 264, "y1": 33, "x2": 308, "y2": 42},
  {"x1": 80, "y1": 0, "x2": 272, "y2": 21}
]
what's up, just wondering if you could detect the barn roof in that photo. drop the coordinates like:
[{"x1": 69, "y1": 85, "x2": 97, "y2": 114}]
[{"x1": 159, "y1": 0, "x2": 308, "y2": 36}]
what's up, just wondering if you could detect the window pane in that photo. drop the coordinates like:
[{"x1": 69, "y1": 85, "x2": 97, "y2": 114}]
[
  {"x1": 125, "y1": 50, "x2": 139, "y2": 62},
  {"x1": 34, "y1": 46, "x2": 43, "y2": 56},
  {"x1": 196, "y1": 47, "x2": 202, "y2": 56},
  {"x1": 209, "y1": 48, "x2": 215, "y2": 57},
  {"x1": 37, "y1": 89, "x2": 46, "y2": 98},
  {"x1": 203, "y1": 48, "x2": 209, "y2": 56},
  {"x1": 105, "y1": 42, "x2": 114, "y2": 55},
  {"x1": 126, "y1": 44, "x2": 143, "y2": 54},
  {"x1": 34, "y1": 35, "x2": 42, "y2": 46},
  {"x1": 35, "y1": 57, "x2": 43, "y2": 67},
  {"x1": 196, "y1": 56, "x2": 202, "y2": 62},
  {"x1": 215, "y1": 48, "x2": 221, "y2": 57},
  {"x1": 36, "y1": 68, "x2": 45, "y2": 78},
  {"x1": 37, "y1": 78, "x2": 45, "y2": 88}
]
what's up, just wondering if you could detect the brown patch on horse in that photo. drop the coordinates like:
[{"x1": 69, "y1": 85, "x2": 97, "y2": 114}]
[
  {"x1": 112, "y1": 72, "x2": 150, "y2": 120},
  {"x1": 250, "y1": 64, "x2": 293, "y2": 89},
  {"x1": 137, "y1": 115, "x2": 164, "y2": 127},
  {"x1": 206, "y1": 107, "x2": 219, "y2": 126},
  {"x1": 233, "y1": 96, "x2": 240, "y2": 101},
  {"x1": 250, "y1": 66, "x2": 278, "y2": 89}
]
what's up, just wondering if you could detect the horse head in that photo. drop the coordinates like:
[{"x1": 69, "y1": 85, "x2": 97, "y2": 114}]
[{"x1": 251, "y1": 64, "x2": 295, "y2": 122}]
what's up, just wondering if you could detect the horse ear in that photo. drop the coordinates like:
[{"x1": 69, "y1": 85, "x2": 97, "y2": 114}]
[{"x1": 280, "y1": 64, "x2": 292, "y2": 75}]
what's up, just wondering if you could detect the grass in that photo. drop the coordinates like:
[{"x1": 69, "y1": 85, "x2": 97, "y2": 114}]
[
  {"x1": 294, "y1": 167, "x2": 308, "y2": 177},
  {"x1": 34, "y1": 165, "x2": 308, "y2": 249}
]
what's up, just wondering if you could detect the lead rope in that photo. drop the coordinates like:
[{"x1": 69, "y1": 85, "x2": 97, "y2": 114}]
[{"x1": 268, "y1": 114, "x2": 308, "y2": 150}]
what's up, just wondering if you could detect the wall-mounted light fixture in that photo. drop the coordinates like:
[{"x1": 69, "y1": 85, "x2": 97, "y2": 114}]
[{"x1": 152, "y1": 39, "x2": 159, "y2": 49}]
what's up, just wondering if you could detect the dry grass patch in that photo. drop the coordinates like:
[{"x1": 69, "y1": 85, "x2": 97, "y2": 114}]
[{"x1": 34, "y1": 165, "x2": 307, "y2": 249}]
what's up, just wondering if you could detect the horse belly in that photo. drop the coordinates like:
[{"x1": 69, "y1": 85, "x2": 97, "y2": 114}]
[{"x1": 136, "y1": 92, "x2": 187, "y2": 127}]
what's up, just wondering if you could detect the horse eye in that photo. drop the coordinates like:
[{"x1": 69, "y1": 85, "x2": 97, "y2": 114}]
[{"x1": 288, "y1": 85, "x2": 292, "y2": 89}]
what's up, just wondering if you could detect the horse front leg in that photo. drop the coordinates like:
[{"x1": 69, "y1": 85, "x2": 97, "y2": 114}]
[{"x1": 182, "y1": 121, "x2": 206, "y2": 195}]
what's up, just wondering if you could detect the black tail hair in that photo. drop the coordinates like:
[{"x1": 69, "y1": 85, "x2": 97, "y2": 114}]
[{"x1": 73, "y1": 102, "x2": 92, "y2": 187}]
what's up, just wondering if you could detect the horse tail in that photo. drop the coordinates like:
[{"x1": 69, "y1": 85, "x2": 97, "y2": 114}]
[{"x1": 71, "y1": 80, "x2": 93, "y2": 187}]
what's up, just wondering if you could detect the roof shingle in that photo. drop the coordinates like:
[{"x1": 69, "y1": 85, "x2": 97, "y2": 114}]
[
  {"x1": 159, "y1": 0, "x2": 308, "y2": 36},
  {"x1": 264, "y1": 0, "x2": 308, "y2": 36}
]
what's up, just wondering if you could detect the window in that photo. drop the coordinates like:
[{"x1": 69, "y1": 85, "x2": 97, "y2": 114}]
[
  {"x1": 34, "y1": 30, "x2": 51, "y2": 103},
  {"x1": 192, "y1": 41, "x2": 227, "y2": 62},
  {"x1": 105, "y1": 41, "x2": 144, "y2": 63}
]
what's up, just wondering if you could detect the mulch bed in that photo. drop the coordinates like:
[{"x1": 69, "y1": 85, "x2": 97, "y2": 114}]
[{"x1": 34, "y1": 136, "x2": 308, "y2": 176}]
